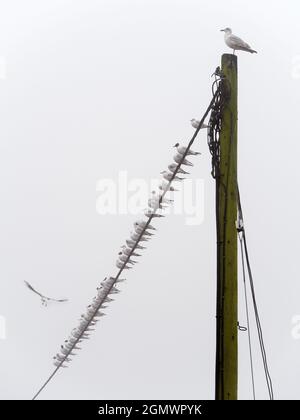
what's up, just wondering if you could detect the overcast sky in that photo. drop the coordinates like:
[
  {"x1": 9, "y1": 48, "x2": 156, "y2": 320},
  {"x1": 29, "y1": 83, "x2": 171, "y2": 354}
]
[{"x1": 0, "y1": 0, "x2": 299, "y2": 400}]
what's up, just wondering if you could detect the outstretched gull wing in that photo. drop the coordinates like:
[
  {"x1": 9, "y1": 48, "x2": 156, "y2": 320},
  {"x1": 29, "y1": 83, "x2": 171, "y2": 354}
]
[
  {"x1": 50, "y1": 298, "x2": 68, "y2": 303},
  {"x1": 24, "y1": 280, "x2": 44, "y2": 298}
]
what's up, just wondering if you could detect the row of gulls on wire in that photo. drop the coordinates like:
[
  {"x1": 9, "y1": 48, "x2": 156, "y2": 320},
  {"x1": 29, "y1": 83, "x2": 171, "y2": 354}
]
[
  {"x1": 115, "y1": 119, "x2": 207, "y2": 272},
  {"x1": 52, "y1": 120, "x2": 206, "y2": 368},
  {"x1": 53, "y1": 275, "x2": 123, "y2": 367}
]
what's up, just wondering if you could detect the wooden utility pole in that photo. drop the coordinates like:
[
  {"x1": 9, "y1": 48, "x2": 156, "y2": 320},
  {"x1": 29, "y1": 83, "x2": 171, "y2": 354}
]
[{"x1": 215, "y1": 54, "x2": 238, "y2": 400}]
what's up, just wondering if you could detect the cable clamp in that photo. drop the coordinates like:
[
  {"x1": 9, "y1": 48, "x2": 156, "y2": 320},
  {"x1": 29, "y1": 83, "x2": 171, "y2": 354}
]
[
  {"x1": 238, "y1": 322, "x2": 247, "y2": 332},
  {"x1": 236, "y1": 219, "x2": 244, "y2": 233}
]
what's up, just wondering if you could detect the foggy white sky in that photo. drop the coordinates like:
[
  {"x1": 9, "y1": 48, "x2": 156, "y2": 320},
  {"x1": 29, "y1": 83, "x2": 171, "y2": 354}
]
[{"x1": 0, "y1": 0, "x2": 299, "y2": 400}]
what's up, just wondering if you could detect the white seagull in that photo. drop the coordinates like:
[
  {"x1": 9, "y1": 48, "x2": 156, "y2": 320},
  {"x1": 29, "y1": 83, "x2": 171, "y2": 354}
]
[
  {"x1": 130, "y1": 231, "x2": 150, "y2": 242},
  {"x1": 151, "y1": 191, "x2": 173, "y2": 204},
  {"x1": 118, "y1": 252, "x2": 137, "y2": 265},
  {"x1": 148, "y1": 198, "x2": 163, "y2": 210},
  {"x1": 126, "y1": 239, "x2": 146, "y2": 249},
  {"x1": 174, "y1": 143, "x2": 201, "y2": 156},
  {"x1": 168, "y1": 163, "x2": 189, "y2": 175},
  {"x1": 191, "y1": 119, "x2": 209, "y2": 129},
  {"x1": 173, "y1": 154, "x2": 193, "y2": 166},
  {"x1": 220, "y1": 28, "x2": 257, "y2": 54},
  {"x1": 134, "y1": 220, "x2": 156, "y2": 230},
  {"x1": 134, "y1": 226, "x2": 153, "y2": 236},
  {"x1": 159, "y1": 181, "x2": 178, "y2": 192},
  {"x1": 160, "y1": 170, "x2": 184, "y2": 182},
  {"x1": 121, "y1": 245, "x2": 141, "y2": 257},
  {"x1": 116, "y1": 260, "x2": 132, "y2": 269},
  {"x1": 144, "y1": 209, "x2": 165, "y2": 218}
]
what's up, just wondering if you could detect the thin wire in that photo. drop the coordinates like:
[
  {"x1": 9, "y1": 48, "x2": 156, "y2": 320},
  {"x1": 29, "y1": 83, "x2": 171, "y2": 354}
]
[
  {"x1": 242, "y1": 233, "x2": 274, "y2": 400},
  {"x1": 237, "y1": 186, "x2": 274, "y2": 400},
  {"x1": 32, "y1": 81, "x2": 222, "y2": 400},
  {"x1": 239, "y1": 233, "x2": 256, "y2": 400}
]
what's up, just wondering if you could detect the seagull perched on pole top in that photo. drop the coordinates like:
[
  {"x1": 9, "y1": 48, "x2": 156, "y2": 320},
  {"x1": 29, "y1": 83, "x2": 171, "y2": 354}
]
[{"x1": 220, "y1": 28, "x2": 257, "y2": 54}]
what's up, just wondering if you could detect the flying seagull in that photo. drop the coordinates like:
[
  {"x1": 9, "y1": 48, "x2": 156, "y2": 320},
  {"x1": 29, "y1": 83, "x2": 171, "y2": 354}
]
[
  {"x1": 24, "y1": 281, "x2": 68, "y2": 306},
  {"x1": 221, "y1": 28, "x2": 257, "y2": 54}
]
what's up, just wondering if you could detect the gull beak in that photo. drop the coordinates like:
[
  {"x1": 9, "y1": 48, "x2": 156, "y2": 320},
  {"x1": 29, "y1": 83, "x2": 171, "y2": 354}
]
[{"x1": 220, "y1": 29, "x2": 225, "y2": 32}]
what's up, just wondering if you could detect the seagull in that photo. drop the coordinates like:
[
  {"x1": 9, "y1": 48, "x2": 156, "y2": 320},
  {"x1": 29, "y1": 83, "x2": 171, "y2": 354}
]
[
  {"x1": 118, "y1": 252, "x2": 137, "y2": 265},
  {"x1": 24, "y1": 280, "x2": 68, "y2": 306},
  {"x1": 159, "y1": 181, "x2": 178, "y2": 192},
  {"x1": 126, "y1": 239, "x2": 146, "y2": 249},
  {"x1": 130, "y1": 231, "x2": 150, "y2": 242},
  {"x1": 173, "y1": 143, "x2": 201, "y2": 156},
  {"x1": 121, "y1": 246, "x2": 141, "y2": 257},
  {"x1": 54, "y1": 354, "x2": 70, "y2": 363},
  {"x1": 160, "y1": 170, "x2": 184, "y2": 182},
  {"x1": 148, "y1": 197, "x2": 167, "y2": 210},
  {"x1": 173, "y1": 154, "x2": 193, "y2": 166},
  {"x1": 134, "y1": 226, "x2": 153, "y2": 236},
  {"x1": 150, "y1": 191, "x2": 172, "y2": 207},
  {"x1": 134, "y1": 220, "x2": 156, "y2": 230},
  {"x1": 53, "y1": 360, "x2": 68, "y2": 368},
  {"x1": 168, "y1": 163, "x2": 189, "y2": 175},
  {"x1": 116, "y1": 260, "x2": 132, "y2": 269},
  {"x1": 151, "y1": 191, "x2": 173, "y2": 205},
  {"x1": 144, "y1": 209, "x2": 165, "y2": 218},
  {"x1": 220, "y1": 28, "x2": 257, "y2": 54},
  {"x1": 191, "y1": 119, "x2": 209, "y2": 130}
]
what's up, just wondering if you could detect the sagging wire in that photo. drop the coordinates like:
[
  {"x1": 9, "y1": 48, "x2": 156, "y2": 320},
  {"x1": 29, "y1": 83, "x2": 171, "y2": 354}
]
[
  {"x1": 32, "y1": 76, "x2": 222, "y2": 400},
  {"x1": 237, "y1": 186, "x2": 274, "y2": 400},
  {"x1": 237, "y1": 214, "x2": 256, "y2": 400}
]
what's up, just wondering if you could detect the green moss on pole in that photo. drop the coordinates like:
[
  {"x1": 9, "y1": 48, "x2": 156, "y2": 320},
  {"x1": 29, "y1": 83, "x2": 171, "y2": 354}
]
[{"x1": 215, "y1": 54, "x2": 238, "y2": 400}]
